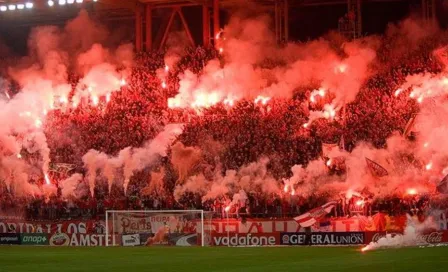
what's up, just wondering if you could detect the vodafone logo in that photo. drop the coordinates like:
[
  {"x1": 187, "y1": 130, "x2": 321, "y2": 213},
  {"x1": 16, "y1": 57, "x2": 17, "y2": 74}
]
[{"x1": 213, "y1": 234, "x2": 278, "y2": 246}]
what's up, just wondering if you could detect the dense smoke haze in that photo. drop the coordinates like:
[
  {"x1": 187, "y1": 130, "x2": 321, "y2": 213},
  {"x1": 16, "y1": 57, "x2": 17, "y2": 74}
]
[{"x1": 0, "y1": 5, "x2": 448, "y2": 226}]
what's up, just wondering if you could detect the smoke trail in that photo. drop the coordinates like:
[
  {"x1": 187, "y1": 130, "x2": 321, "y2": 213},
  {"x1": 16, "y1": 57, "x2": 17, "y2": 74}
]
[
  {"x1": 59, "y1": 173, "x2": 84, "y2": 199},
  {"x1": 0, "y1": 10, "x2": 134, "y2": 197},
  {"x1": 171, "y1": 142, "x2": 202, "y2": 184},
  {"x1": 168, "y1": 14, "x2": 377, "y2": 110},
  {"x1": 174, "y1": 157, "x2": 280, "y2": 202},
  {"x1": 82, "y1": 124, "x2": 183, "y2": 195},
  {"x1": 362, "y1": 215, "x2": 438, "y2": 251}
]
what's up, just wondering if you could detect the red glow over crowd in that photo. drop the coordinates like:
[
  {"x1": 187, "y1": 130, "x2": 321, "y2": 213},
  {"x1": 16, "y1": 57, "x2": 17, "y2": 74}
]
[{"x1": 1, "y1": 31, "x2": 448, "y2": 221}]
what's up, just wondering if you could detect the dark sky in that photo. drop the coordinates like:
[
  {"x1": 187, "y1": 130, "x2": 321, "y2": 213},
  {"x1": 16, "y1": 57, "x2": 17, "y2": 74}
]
[{"x1": 0, "y1": 0, "x2": 447, "y2": 56}]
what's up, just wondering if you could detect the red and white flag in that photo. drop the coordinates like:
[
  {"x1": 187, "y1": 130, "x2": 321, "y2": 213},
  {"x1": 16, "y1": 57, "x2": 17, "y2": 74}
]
[
  {"x1": 294, "y1": 201, "x2": 337, "y2": 228},
  {"x1": 365, "y1": 158, "x2": 388, "y2": 177}
]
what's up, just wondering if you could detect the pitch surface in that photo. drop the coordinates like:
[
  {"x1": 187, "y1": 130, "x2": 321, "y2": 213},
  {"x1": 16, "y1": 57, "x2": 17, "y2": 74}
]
[{"x1": 0, "y1": 246, "x2": 447, "y2": 271}]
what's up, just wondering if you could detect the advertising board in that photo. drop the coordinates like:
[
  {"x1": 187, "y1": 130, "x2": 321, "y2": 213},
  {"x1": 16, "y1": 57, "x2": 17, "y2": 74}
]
[
  {"x1": 20, "y1": 233, "x2": 49, "y2": 245},
  {"x1": 280, "y1": 232, "x2": 365, "y2": 245}
]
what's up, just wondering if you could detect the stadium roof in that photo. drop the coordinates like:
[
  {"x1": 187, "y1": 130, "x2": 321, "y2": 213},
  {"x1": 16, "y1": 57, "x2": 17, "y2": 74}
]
[{"x1": 0, "y1": 0, "x2": 408, "y2": 26}]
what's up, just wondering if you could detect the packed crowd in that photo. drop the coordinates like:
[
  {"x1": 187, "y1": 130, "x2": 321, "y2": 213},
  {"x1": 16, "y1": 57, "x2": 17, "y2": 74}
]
[{"x1": 1, "y1": 33, "x2": 448, "y2": 221}]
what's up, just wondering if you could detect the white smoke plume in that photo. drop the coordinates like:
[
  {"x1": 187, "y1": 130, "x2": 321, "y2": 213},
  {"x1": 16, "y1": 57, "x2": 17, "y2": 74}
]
[
  {"x1": 59, "y1": 173, "x2": 84, "y2": 199},
  {"x1": 284, "y1": 134, "x2": 436, "y2": 199},
  {"x1": 141, "y1": 168, "x2": 166, "y2": 196},
  {"x1": 170, "y1": 142, "x2": 202, "y2": 184},
  {"x1": 0, "y1": 11, "x2": 134, "y2": 197},
  {"x1": 174, "y1": 157, "x2": 280, "y2": 202},
  {"x1": 82, "y1": 124, "x2": 183, "y2": 195},
  {"x1": 362, "y1": 215, "x2": 438, "y2": 251},
  {"x1": 0, "y1": 11, "x2": 133, "y2": 198},
  {"x1": 168, "y1": 14, "x2": 377, "y2": 110}
]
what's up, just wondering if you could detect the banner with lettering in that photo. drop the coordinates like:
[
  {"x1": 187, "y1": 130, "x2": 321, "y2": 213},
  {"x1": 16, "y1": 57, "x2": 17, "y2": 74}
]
[
  {"x1": 280, "y1": 232, "x2": 365, "y2": 245},
  {"x1": 0, "y1": 220, "x2": 105, "y2": 235},
  {"x1": 364, "y1": 231, "x2": 448, "y2": 244},
  {"x1": 211, "y1": 232, "x2": 280, "y2": 246}
]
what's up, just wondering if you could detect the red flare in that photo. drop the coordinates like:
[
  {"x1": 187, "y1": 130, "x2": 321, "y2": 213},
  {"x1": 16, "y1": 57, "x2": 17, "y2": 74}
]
[
  {"x1": 407, "y1": 188, "x2": 417, "y2": 195},
  {"x1": 59, "y1": 96, "x2": 68, "y2": 104},
  {"x1": 254, "y1": 95, "x2": 271, "y2": 105},
  {"x1": 44, "y1": 174, "x2": 51, "y2": 185},
  {"x1": 35, "y1": 119, "x2": 43, "y2": 128},
  {"x1": 318, "y1": 89, "x2": 326, "y2": 97},
  {"x1": 223, "y1": 98, "x2": 234, "y2": 107},
  {"x1": 337, "y1": 64, "x2": 347, "y2": 73},
  {"x1": 91, "y1": 95, "x2": 99, "y2": 106}
]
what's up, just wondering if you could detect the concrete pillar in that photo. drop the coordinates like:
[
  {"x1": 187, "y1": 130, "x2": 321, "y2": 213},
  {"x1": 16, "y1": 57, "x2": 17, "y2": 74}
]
[
  {"x1": 213, "y1": 0, "x2": 220, "y2": 49},
  {"x1": 203, "y1": 4, "x2": 211, "y2": 47},
  {"x1": 135, "y1": 4, "x2": 143, "y2": 52},
  {"x1": 284, "y1": 0, "x2": 289, "y2": 42},
  {"x1": 145, "y1": 5, "x2": 152, "y2": 51}
]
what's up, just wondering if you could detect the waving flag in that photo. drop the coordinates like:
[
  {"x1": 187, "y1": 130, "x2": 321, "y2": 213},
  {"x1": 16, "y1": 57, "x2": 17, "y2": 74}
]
[
  {"x1": 437, "y1": 174, "x2": 448, "y2": 194},
  {"x1": 403, "y1": 113, "x2": 419, "y2": 138},
  {"x1": 366, "y1": 158, "x2": 388, "y2": 177},
  {"x1": 434, "y1": 46, "x2": 448, "y2": 68},
  {"x1": 294, "y1": 201, "x2": 337, "y2": 228}
]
